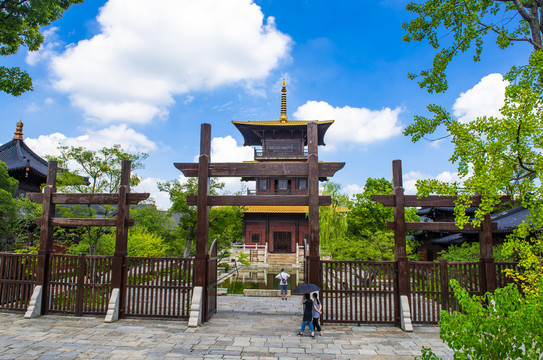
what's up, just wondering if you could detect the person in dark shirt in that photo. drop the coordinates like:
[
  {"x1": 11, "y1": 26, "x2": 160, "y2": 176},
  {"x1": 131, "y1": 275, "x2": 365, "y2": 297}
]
[{"x1": 297, "y1": 293, "x2": 315, "y2": 338}]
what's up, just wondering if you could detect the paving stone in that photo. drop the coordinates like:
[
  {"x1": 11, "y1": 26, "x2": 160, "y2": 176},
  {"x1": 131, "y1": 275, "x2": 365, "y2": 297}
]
[{"x1": 0, "y1": 295, "x2": 454, "y2": 359}]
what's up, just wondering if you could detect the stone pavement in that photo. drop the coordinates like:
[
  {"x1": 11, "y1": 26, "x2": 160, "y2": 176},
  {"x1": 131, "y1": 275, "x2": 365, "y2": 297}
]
[{"x1": 0, "y1": 295, "x2": 453, "y2": 359}]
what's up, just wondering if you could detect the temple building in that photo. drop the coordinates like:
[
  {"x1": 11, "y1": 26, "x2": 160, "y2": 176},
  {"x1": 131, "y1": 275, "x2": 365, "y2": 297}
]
[
  {"x1": 232, "y1": 81, "x2": 334, "y2": 254},
  {"x1": 0, "y1": 122, "x2": 48, "y2": 197}
]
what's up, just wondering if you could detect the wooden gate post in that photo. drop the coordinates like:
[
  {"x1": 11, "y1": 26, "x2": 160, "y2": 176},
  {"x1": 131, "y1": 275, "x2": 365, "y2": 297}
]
[
  {"x1": 479, "y1": 213, "x2": 496, "y2": 293},
  {"x1": 307, "y1": 122, "x2": 321, "y2": 287},
  {"x1": 392, "y1": 160, "x2": 409, "y2": 326},
  {"x1": 110, "y1": 160, "x2": 131, "y2": 318},
  {"x1": 35, "y1": 161, "x2": 57, "y2": 315},
  {"x1": 195, "y1": 124, "x2": 211, "y2": 320}
]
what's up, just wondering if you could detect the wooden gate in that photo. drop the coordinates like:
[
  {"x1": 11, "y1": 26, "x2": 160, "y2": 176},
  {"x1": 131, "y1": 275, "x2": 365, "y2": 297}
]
[
  {"x1": 206, "y1": 239, "x2": 218, "y2": 320},
  {"x1": 321, "y1": 260, "x2": 397, "y2": 324},
  {"x1": 47, "y1": 254, "x2": 112, "y2": 315},
  {"x1": 124, "y1": 257, "x2": 193, "y2": 319}
]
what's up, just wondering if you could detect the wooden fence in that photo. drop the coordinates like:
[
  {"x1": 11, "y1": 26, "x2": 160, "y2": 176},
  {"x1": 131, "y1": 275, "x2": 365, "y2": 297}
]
[
  {"x1": 0, "y1": 253, "x2": 37, "y2": 311},
  {"x1": 0, "y1": 252, "x2": 193, "y2": 319},
  {"x1": 321, "y1": 260, "x2": 519, "y2": 325}
]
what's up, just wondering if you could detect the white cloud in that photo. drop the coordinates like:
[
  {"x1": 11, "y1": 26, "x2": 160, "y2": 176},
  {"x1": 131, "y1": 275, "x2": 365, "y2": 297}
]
[
  {"x1": 403, "y1": 170, "x2": 463, "y2": 194},
  {"x1": 211, "y1": 136, "x2": 253, "y2": 162},
  {"x1": 211, "y1": 136, "x2": 253, "y2": 194},
  {"x1": 25, "y1": 124, "x2": 156, "y2": 158},
  {"x1": 344, "y1": 183, "x2": 364, "y2": 197},
  {"x1": 453, "y1": 73, "x2": 508, "y2": 123},
  {"x1": 293, "y1": 101, "x2": 403, "y2": 149},
  {"x1": 134, "y1": 177, "x2": 172, "y2": 211},
  {"x1": 50, "y1": 0, "x2": 292, "y2": 124},
  {"x1": 26, "y1": 27, "x2": 61, "y2": 66}
]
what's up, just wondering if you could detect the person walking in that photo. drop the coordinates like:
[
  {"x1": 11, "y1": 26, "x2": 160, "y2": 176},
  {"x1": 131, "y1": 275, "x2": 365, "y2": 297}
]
[
  {"x1": 312, "y1": 292, "x2": 323, "y2": 336},
  {"x1": 297, "y1": 293, "x2": 315, "y2": 338},
  {"x1": 275, "y1": 268, "x2": 290, "y2": 300}
]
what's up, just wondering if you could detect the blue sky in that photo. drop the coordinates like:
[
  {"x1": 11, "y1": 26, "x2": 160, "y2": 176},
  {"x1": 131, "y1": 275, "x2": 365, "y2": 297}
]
[{"x1": 0, "y1": 0, "x2": 532, "y2": 209}]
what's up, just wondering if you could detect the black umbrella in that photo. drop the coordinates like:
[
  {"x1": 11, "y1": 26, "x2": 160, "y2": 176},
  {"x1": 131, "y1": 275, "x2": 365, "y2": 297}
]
[{"x1": 293, "y1": 283, "x2": 320, "y2": 294}]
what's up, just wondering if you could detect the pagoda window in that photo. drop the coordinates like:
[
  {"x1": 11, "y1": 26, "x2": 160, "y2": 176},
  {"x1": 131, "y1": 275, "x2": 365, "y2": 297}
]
[
  {"x1": 298, "y1": 179, "x2": 307, "y2": 190},
  {"x1": 259, "y1": 179, "x2": 267, "y2": 190},
  {"x1": 277, "y1": 179, "x2": 288, "y2": 191},
  {"x1": 251, "y1": 233, "x2": 260, "y2": 243}
]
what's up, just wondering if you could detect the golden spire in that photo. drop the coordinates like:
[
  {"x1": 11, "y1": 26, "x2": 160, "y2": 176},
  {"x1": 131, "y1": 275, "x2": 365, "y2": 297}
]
[
  {"x1": 13, "y1": 121, "x2": 23, "y2": 140},
  {"x1": 279, "y1": 79, "x2": 288, "y2": 123}
]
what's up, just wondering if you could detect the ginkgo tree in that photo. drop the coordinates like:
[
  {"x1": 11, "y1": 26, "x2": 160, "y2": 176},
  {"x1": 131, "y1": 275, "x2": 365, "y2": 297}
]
[{"x1": 403, "y1": 0, "x2": 543, "y2": 291}]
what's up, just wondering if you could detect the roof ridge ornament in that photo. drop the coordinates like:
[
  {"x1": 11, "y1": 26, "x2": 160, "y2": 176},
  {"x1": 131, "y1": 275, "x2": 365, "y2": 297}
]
[
  {"x1": 279, "y1": 79, "x2": 288, "y2": 123},
  {"x1": 13, "y1": 121, "x2": 23, "y2": 140}
]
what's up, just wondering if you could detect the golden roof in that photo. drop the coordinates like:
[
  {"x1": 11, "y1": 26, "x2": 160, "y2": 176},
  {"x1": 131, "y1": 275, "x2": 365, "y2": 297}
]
[
  {"x1": 243, "y1": 206, "x2": 349, "y2": 213},
  {"x1": 244, "y1": 206, "x2": 309, "y2": 213}
]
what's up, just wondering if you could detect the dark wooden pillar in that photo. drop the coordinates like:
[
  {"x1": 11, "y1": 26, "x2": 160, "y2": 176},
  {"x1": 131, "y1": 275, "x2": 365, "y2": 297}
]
[
  {"x1": 111, "y1": 160, "x2": 131, "y2": 316},
  {"x1": 479, "y1": 213, "x2": 496, "y2": 293},
  {"x1": 307, "y1": 122, "x2": 321, "y2": 287},
  {"x1": 36, "y1": 161, "x2": 57, "y2": 314},
  {"x1": 392, "y1": 160, "x2": 408, "y2": 325},
  {"x1": 195, "y1": 124, "x2": 211, "y2": 289}
]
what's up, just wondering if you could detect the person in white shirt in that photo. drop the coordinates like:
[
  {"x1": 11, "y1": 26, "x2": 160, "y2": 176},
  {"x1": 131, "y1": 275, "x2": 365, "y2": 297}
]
[{"x1": 275, "y1": 269, "x2": 290, "y2": 300}]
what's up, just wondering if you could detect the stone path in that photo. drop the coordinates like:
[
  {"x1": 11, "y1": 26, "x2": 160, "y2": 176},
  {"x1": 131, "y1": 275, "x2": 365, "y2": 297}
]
[{"x1": 0, "y1": 295, "x2": 453, "y2": 359}]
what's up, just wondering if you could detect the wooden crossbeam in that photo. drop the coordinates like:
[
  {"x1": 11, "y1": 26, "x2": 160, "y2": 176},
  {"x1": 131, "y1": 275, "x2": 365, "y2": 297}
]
[
  {"x1": 27, "y1": 192, "x2": 149, "y2": 205},
  {"x1": 386, "y1": 221, "x2": 498, "y2": 231},
  {"x1": 186, "y1": 195, "x2": 332, "y2": 207},
  {"x1": 36, "y1": 218, "x2": 135, "y2": 227},
  {"x1": 372, "y1": 194, "x2": 510, "y2": 207},
  {"x1": 174, "y1": 162, "x2": 345, "y2": 177}
]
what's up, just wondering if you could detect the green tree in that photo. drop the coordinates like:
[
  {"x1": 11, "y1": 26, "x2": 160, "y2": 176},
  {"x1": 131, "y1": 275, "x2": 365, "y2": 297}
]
[
  {"x1": 403, "y1": 0, "x2": 543, "y2": 95},
  {"x1": 1, "y1": 0, "x2": 83, "y2": 96},
  {"x1": 345, "y1": 178, "x2": 420, "y2": 261},
  {"x1": 130, "y1": 205, "x2": 178, "y2": 255},
  {"x1": 9, "y1": 196, "x2": 41, "y2": 251},
  {"x1": 418, "y1": 279, "x2": 543, "y2": 360},
  {"x1": 69, "y1": 225, "x2": 166, "y2": 257},
  {"x1": 0, "y1": 160, "x2": 18, "y2": 250},
  {"x1": 46, "y1": 145, "x2": 148, "y2": 255},
  {"x1": 209, "y1": 205, "x2": 243, "y2": 256},
  {"x1": 158, "y1": 177, "x2": 240, "y2": 258},
  {"x1": 403, "y1": 1, "x2": 543, "y2": 294},
  {"x1": 404, "y1": 2, "x2": 543, "y2": 355},
  {"x1": 319, "y1": 182, "x2": 350, "y2": 256},
  {"x1": 438, "y1": 242, "x2": 515, "y2": 262}
]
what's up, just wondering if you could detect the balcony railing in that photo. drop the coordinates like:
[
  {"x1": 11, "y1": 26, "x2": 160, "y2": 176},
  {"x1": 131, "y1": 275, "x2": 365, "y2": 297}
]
[
  {"x1": 247, "y1": 189, "x2": 308, "y2": 196},
  {"x1": 254, "y1": 149, "x2": 308, "y2": 160}
]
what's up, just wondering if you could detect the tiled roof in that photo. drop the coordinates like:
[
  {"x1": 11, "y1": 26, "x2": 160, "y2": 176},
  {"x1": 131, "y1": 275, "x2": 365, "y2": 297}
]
[
  {"x1": 232, "y1": 120, "x2": 333, "y2": 146},
  {"x1": 0, "y1": 139, "x2": 48, "y2": 177},
  {"x1": 430, "y1": 233, "x2": 466, "y2": 245},
  {"x1": 417, "y1": 206, "x2": 478, "y2": 216},
  {"x1": 491, "y1": 206, "x2": 530, "y2": 233},
  {"x1": 232, "y1": 120, "x2": 334, "y2": 126}
]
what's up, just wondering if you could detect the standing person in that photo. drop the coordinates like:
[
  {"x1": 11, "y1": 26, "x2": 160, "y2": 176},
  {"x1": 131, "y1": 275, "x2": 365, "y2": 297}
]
[
  {"x1": 275, "y1": 268, "x2": 290, "y2": 300},
  {"x1": 297, "y1": 293, "x2": 315, "y2": 338},
  {"x1": 312, "y1": 292, "x2": 323, "y2": 336}
]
